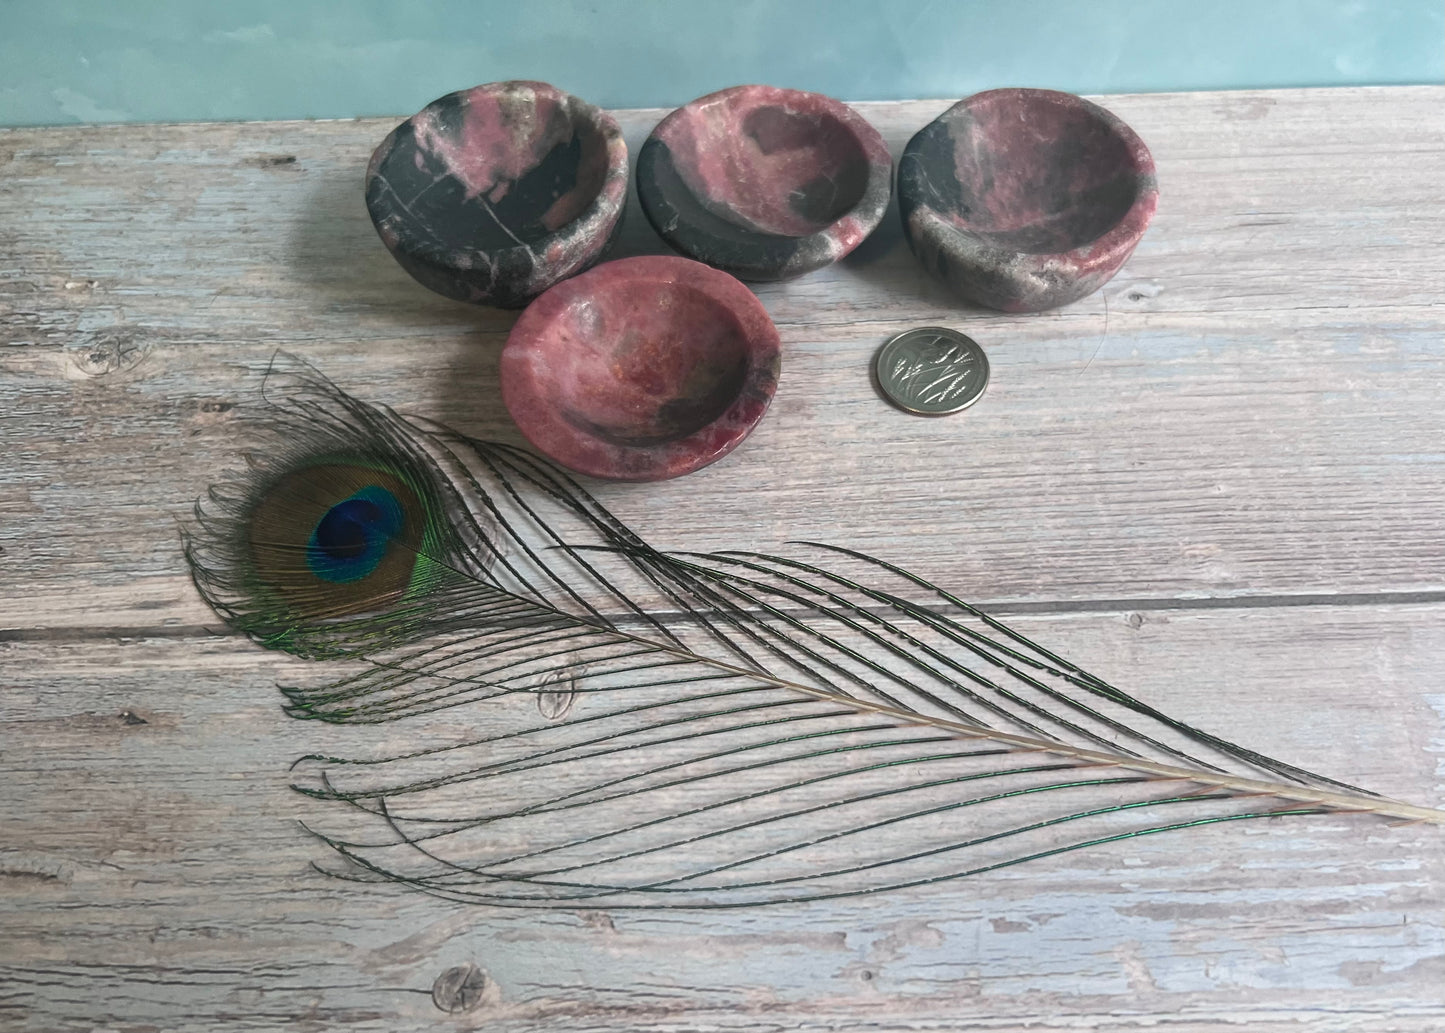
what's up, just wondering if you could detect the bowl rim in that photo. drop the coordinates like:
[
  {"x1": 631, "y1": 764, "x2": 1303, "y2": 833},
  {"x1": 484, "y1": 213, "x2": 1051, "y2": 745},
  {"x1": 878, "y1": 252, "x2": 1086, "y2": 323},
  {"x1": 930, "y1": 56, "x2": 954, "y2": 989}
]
[
  {"x1": 902, "y1": 87, "x2": 1159, "y2": 274},
  {"x1": 638, "y1": 83, "x2": 894, "y2": 280},
  {"x1": 365, "y1": 80, "x2": 630, "y2": 271},
  {"x1": 500, "y1": 255, "x2": 782, "y2": 482}
]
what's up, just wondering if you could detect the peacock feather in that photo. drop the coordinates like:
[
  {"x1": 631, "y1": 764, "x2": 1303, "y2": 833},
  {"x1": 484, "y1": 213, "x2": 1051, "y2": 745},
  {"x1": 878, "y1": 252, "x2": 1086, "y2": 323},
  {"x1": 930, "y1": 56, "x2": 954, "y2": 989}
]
[{"x1": 184, "y1": 358, "x2": 1445, "y2": 908}]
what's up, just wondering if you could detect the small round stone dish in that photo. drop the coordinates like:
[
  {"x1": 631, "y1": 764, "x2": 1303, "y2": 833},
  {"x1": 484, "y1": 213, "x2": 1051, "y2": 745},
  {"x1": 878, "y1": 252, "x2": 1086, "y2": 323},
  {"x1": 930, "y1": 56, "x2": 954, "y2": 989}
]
[
  {"x1": 500, "y1": 255, "x2": 781, "y2": 482},
  {"x1": 898, "y1": 88, "x2": 1158, "y2": 312},
  {"x1": 365, "y1": 81, "x2": 629, "y2": 308},
  {"x1": 636, "y1": 85, "x2": 893, "y2": 281}
]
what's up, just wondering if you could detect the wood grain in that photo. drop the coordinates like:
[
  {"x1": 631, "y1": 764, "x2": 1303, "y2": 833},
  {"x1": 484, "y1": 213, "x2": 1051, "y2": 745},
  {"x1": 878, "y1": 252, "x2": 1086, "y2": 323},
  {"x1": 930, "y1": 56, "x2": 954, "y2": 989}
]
[
  {"x1": 3, "y1": 606, "x2": 1443, "y2": 1032},
  {"x1": 1, "y1": 87, "x2": 1443, "y2": 1031}
]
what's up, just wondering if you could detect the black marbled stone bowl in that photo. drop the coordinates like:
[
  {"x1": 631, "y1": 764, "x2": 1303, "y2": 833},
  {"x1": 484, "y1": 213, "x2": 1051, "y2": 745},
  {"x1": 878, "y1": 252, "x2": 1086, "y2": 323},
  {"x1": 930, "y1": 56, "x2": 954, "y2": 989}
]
[
  {"x1": 636, "y1": 85, "x2": 893, "y2": 281},
  {"x1": 899, "y1": 89, "x2": 1158, "y2": 312},
  {"x1": 365, "y1": 81, "x2": 629, "y2": 308}
]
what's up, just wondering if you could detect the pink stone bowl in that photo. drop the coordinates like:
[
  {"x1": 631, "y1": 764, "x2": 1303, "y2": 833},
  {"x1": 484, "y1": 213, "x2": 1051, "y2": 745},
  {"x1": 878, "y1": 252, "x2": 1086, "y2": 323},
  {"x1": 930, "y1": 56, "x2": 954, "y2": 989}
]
[
  {"x1": 636, "y1": 85, "x2": 893, "y2": 281},
  {"x1": 898, "y1": 89, "x2": 1158, "y2": 312},
  {"x1": 365, "y1": 81, "x2": 629, "y2": 308},
  {"x1": 500, "y1": 255, "x2": 781, "y2": 481}
]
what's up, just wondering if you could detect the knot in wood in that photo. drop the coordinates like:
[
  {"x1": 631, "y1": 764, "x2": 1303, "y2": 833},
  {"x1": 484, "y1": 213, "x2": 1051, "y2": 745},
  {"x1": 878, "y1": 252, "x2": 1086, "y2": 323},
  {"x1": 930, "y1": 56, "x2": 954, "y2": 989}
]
[{"x1": 431, "y1": 963, "x2": 488, "y2": 1014}]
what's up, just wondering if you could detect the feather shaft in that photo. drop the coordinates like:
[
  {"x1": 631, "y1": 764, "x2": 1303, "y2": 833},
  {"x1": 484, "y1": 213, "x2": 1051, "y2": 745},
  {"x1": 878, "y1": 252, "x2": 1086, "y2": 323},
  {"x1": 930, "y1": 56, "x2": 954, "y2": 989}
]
[{"x1": 520, "y1": 619, "x2": 1445, "y2": 825}]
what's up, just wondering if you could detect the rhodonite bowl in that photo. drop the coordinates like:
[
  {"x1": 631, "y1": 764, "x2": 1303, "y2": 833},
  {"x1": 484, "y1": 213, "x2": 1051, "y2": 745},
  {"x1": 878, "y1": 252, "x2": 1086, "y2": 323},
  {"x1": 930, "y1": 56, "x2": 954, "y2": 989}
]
[
  {"x1": 500, "y1": 255, "x2": 781, "y2": 482},
  {"x1": 365, "y1": 81, "x2": 628, "y2": 308},
  {"x1": 636, "y1": 85, "x2": 892, "y2": 281},
  {"x1": 898, "y1": 88, "x2": 1158, "y2": 312}
]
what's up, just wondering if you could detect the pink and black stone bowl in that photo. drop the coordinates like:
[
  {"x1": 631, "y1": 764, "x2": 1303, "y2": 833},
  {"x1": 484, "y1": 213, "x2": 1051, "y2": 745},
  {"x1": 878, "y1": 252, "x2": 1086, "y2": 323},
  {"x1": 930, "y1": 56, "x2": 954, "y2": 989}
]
[
  {"x1": 636, "y1": 85, "x2": 893, "y2": 282},
  {"x1": 365, "y1": 81, "x2": 629, "y2": 308},
  {"x1": 500, "y1": 255, "x2": 781, "y2": 482},
  {"x1": 898, "y1": 89, "x2": 1158, "y2": 312}
]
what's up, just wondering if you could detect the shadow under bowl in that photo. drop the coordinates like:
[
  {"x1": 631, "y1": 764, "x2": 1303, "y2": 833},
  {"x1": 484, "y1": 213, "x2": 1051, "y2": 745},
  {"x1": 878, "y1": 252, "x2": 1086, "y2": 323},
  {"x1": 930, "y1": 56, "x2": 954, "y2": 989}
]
[
  {"x1": 365, "y1": 80, "x2": 629, "y2": 309},
  {"x1": 637, "y1": 85, "x2": 893, "y2": 282},
  {"x1": 899, "y1": 88, "x2": 1158, "y2": 312},
  {"x1": 500, "y1": 255, "x2": 781, "y2": 481}
]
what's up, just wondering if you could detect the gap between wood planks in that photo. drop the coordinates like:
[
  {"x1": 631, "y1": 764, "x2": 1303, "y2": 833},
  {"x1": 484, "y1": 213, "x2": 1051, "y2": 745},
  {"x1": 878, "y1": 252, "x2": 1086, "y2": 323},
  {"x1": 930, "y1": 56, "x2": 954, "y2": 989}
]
[{"x1": 5, "y1": 587, "x2": 1445, "y2": 643}]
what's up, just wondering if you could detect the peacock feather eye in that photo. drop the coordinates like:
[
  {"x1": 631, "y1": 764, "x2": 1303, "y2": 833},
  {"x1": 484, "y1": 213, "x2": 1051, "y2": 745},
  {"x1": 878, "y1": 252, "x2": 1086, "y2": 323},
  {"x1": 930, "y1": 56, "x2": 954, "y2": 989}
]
[
  {"x1": 306, "y1": 486, "x2": 405, "y2": 584},
  {"x1": 247, "y1": 463, "x2": 431, "y2": 619}
]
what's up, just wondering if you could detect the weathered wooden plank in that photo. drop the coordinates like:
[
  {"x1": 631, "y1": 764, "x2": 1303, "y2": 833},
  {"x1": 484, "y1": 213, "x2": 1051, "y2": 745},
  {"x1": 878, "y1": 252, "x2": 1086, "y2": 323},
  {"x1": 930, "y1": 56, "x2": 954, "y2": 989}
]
[
  {"x1": 2, "y1": 88, "x2": 1444, "y2": 634},
  {"x1": 2, "y1": 603, "x2": 1442, "y2": 1032},
  {"x1": 2, "y1": 86, "x2": 1444, "y2": 1032}
]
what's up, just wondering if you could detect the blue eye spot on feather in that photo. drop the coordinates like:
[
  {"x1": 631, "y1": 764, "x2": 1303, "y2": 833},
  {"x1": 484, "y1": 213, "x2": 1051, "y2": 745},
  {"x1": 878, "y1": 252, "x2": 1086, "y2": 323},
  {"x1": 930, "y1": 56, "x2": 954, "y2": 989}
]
[{"x1": 306, "y1": 486, "x2": 404, "y2": 583}]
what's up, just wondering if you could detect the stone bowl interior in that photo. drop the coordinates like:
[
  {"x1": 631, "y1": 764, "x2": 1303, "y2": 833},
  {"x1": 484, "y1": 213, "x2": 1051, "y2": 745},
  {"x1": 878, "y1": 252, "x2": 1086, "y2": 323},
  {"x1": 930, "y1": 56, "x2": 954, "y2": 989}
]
[
  {"x1": 365, "y1": 81, "x2": 627, "y2": 308},
  {"x1": 942, "y1": 92, "x2": 1144, "y2": 253},
  {"x1": 665, "y1": 100, "x2": 868, "y2": 237},
  {"x1": 500, "y1": 256, "x2": 781, "y2": 482},
  {"x1": 638, "y1": 85, "x2": 892, "y2": 281}
]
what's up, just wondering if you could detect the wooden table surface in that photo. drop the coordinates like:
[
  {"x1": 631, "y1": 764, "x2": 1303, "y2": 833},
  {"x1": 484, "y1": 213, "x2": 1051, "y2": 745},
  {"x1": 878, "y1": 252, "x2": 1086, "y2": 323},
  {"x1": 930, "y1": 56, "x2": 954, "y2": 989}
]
[{"x1": 2, "y1": 86, "x2": 1443, "y2": 1032}]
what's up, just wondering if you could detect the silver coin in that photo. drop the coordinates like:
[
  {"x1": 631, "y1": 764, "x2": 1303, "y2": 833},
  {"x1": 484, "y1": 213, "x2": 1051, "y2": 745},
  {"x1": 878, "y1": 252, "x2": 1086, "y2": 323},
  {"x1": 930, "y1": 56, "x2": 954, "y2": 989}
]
[{"x1": 875, "y1": 327, "x2": 990, "y2": 416}]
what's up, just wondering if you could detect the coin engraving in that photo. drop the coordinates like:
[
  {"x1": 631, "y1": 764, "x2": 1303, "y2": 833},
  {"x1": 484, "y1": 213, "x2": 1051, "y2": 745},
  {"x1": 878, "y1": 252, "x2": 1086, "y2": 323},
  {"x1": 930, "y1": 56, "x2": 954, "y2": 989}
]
[{"x1": 876, "y1": 328, "x2": 990, "y2": 415}]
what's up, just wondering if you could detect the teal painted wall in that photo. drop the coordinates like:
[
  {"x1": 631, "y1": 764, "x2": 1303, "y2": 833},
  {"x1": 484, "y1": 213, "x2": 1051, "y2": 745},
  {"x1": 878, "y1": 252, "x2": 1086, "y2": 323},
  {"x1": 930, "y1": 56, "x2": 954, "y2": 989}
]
[{"x1": 1, "y1": 0, "x2": 1441, "y2": 126}]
